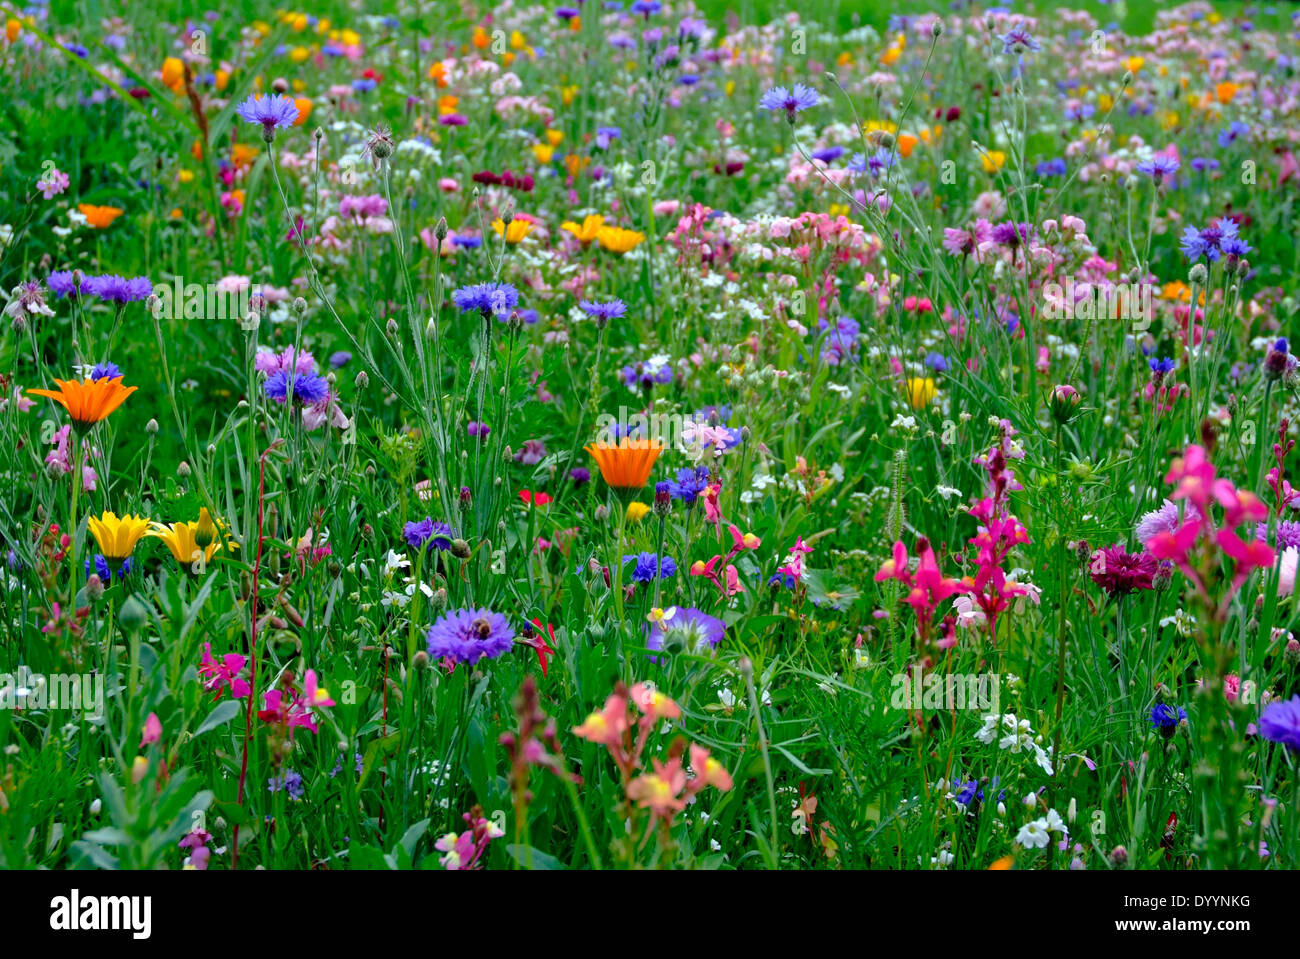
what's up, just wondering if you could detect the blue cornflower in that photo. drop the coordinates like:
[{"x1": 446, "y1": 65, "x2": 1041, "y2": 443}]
[
  {"x1": 403, "y1": 517, "x2": 454, "y2": 551},
  {"x1": 1035, "y1": 157, "x2": 1067, "y2": 177},
  {"x1": 425, "y1": 608, "x2": 515, "y2": 665},
  {"x1": 453, "y1": 281, "x2": 519, "y2": 317},
  {"x1": 595, "y1": 126, "x2": 622, "y2": 149},
  {"x1": 758, "y1": 83, "x2": 819, "y2": 123},
  {"x1": 1149, "y1": 356, "x2": 1176, "y2": 375},
  {"x1": 264, "y1": 369, "x2": 330, "y2": 405},
  {"x1": 90, "y1": 362, "x2": 121, "y2": 381},
  {"x1": 85, "y1": 554, "x2": 132, "y2": 582},
  {"x1": 579, "y1": 299, "x2": 627, "y2": 322},
  {"x1": 925, "y1": 352, "x2": 950, "y2": 373},
  {"x1": 667, "y1": 466, "x2": 710, "y2": 505},
  {"x1": 47, "y1": 271, "x2": 82, "y2": 298},
  {"x1": 1150, "y1": 704, "x2": 1187, "y2": 728},
  {"x1": 268, "y1": 769, "x2": 305, "y2": 799},
  {"x1": 1136, "y1": 155, "x2": 1180, "y2": 184},
  {"x1": 998, "y1": 26, "x2": 1041, "y2": 54},
  {"x1": 811, "y1": 145, "x2": 845, "y2": 164},
  {"x1": 85, "y1": 275, "x2": 152, "y2": 303},
  {"x1": 235, "y1": 93, "x2": 300, "y2": 139},
  {"x1": 1217, "y1": 120, "x2": 1250, "y2": 147},
  {"x1": 329, "y1": 351, "x2": 352, "y2": 368},
  {"x1": 1180, "y1": 217, "x2": 1241, "y2": 262},
  {"x1": 622, "y1": 552, "x2": 676, "y2": 583}
]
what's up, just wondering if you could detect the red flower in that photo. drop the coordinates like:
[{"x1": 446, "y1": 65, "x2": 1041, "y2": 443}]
[
  {"x1": 519, "y1": 619, "x2": 557, "y2": 677},
  {"x1": 519, "y1": 489, "x2": 552, "y2": 507}
]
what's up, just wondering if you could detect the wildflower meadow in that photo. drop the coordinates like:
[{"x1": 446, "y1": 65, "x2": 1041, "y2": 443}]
[{"x1": 1, "y1": 0, "x2": 1299, "y2": 914}]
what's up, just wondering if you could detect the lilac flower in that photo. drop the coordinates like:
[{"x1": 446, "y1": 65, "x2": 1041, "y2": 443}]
[
  {"x1": 646, "y1": 606, "x2": 726, "y2": 657},
  {"x1": 47, "y1": 271, "x2": 82, "y2": 298},
  {"x1": 425, "y1": 608, "x2": 516, "y2": 665},
  {"x1": 1259, "y1": 696, "x2": 1300, "y2": 751},
  {"x1": 1136, "y1": 155, "x2": 1180, "y2": 185},
  {"x1": 85, "y1": 275, "x2": 152, "y2": 303},
  {"x1": 268, "y1": 769, "x2": 305, "y2": 799},
  {"x1": 1256, "y1": 520, "x2": 1300, "y2": 550},
  {"x1": 595, "y1": 126, "x2": 622, "y2": 149},
  {"x1": 404, "y1": 517, "x2": 454, "y2": 551},
  {"x1": 1135, "y1": 499, "x2": 1199, "y2": 543},
  {"x1": 999, "y1": 26, "x2": 1041, "y2": 54},
  {"x1": 236, "y1": 93, "x2": 300, "y2": 140},
  {"x1": 467, "y1": 421, "x2": 491, "y2": 438},
  {"x1": 264, "y1": 369, "x2": 330, "y2": 405},
  {"x1": 514, "y1": 439, "x2": 547, "y2": 465},
  {"x1": 667, "y1": 466, "x2": 710, "y2": 505},
  {"x1": 1179, "y1": 217, "x2": 1241, "y2": 262},
  {"x1": 329, "y1": 351, "x2": 352, "y2": 368},
  {"x1": 452, "y1": 281, "x2": 519, "y2": 317},
  {"x1": 579, "y1": 299, "x2": 627, "y2": 322},
  {"x1": 623, "y1": 552, "x2": 676, "y2": 582},
  {"x1": 758, "y1": 83, "x2": 819, "y2": 123}
]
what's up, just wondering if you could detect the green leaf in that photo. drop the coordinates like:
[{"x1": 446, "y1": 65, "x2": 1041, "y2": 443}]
[
  {"x1": 505, "y1": 844, "x2": 566, "y2": 870},
  {"x1": 194, "y1": 699, "x2": 242, "y2": 737}
]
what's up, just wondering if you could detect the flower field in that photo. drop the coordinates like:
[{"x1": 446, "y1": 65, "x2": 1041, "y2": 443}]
[{"x1": 1, "y1": 0, "x2": 1299, "y2": 881}]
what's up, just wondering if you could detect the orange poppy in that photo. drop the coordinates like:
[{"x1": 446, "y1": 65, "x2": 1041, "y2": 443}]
[
  {"x1": 27, "y1": 377, "x2": 138, "y2": 432},
  {"x1": 77, "y1": 204, "x2": 125, "y2": 229},
  {"x1": 584, "y1": 439, "x2": 663, "y2": 491}
]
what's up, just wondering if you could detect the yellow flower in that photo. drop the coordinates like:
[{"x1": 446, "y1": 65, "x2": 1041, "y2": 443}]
[
  {"x1": 148, "y1": 521, "x2": 218, "y2": 568},
  {"x1": 492, "y1": 218, "x2": 535, "y2": 243},
  {"x1": 1097, "y1": 93, "x2": 1113, "y2": 113},
  {"x1": 231, "y1": 143, "x2": 260, "y2": 169},
  {"x1": 625, "y1": 501, "x2": 650, "y2": 522},
  {"x1": 561, "y1": 84, "x2": 579, "y2": 107},
  {"x1": 546, "y1": 129, "x2": 565, "y2": 147},
  {"x1": 1125, "y1": 56, "x2": 1145, "y2": 73},
  {"x1": 905, "y1": 378, "x2": 937, "y2": 410},
  {"x1": 532, "y1": 143, "x2": 555, "y2": 164},
  {"x1": 290, "y1": 13, "x2": 308, "y2": 31},
  {"x1": 564, "y1": 154, "x2": 590, "y2": 178},
  {"x1": 510, "y1": 30, "x2": 528, "y2": 50},
  {"x1": 6, "y1": 18, "x2": 22, "y2": 43},
  {"x1": 980, "y1": 151, "x2": 1006, "y2": 174},
  {"x1": 561, "y1": 214, "x2": 605, "y2": 244},
  {"x1": 161, "y1": 57, "x2": 186, "y2": 94},
  {"x1": 596, "y1": 225, "x2": 645, "y2": 254},
  {"x1": 88, "y1": 512, "x2": 151, "y2": 564},
  {"x1": 177, "y1": 169, "x2": 195, "y2": 184},
  {"x1": 438, "y1": 94, "x2": 459, "y2": 116},
  {"x1": 290, "y1": 45, "x2": 310, "y2": 64}
]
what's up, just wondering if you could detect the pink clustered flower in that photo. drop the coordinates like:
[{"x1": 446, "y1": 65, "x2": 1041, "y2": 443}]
[
  {"x1": 38, "y1": 168, "x2": 70, "y2": 199},
  {"x1": 435, "y1": 806, "x2": 504, "y2": 870},
  {"x1": 965, "y1": 421, "x2": 1031, "y2": 639},
  {"x1": 1144, "y1": 444, "x2": 1272, "y2": 618},
  {"x1": 257, "y1": 669, "x2": 335, "y2": 738},
  {"x1": 199, "y1": 642, "x2": 251, "y2": 700},
  {"x1": 46, "y1": 425, "x2": 98, "y2": 492},
  {"x1": 690, "y1": 524, "x2": 761, "y2": 598},
  {"x1": 572, "y1": 681, "x2": 732, "y2": 824}
]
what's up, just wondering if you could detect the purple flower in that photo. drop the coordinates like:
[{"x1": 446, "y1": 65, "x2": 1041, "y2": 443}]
[
  {"x1": 999, "y1": 26, "x2": 1041, "y2": 54},
  {"x1": 758, "y1": 83, "x2": 819, "y2": 123},
  {"x1": 268, "y1": 769, "x2": 305, "y2": 799},
  {"x1": 425, "y1": 608, "x2": 515, "y2": 665},
  {"x1": 236, "y1": 93, "x2": 300, "y2": 139},
  {"x1": 646, "y1": 606, "x2": 726, "y2": 657},
  {"x1": 1259, "y1": 696, "x2": 1300, "y2": 751},
  {"x1": 667, "y1": 465, "x2": 710, "y2": 505},
  {"x1": 595, "y1": 126, "x2": 621, "y2": 149},
  {"x1": 47, "y1": 271, "x2": 82, "y2": 298},
  {"x1": 514, "y1": 439, "x2": 547, "y2": 465},
  {"x1": 467, "y1": 421, "x2": 491, "y2": 438},
  {"x1": 622, "y1": 552, "x2": 676, "y2": 583},
  {"x1": 85, "y1": 275, "x2": 152, "y2": 303},
  {"x1": 404, "y1": 517, "x2": 454, "y2": 551},
  {"x1": 811, "y1": 145, "x2": 845, "y2": 164},
  {"x1": 1136, "y1": 155, "x2": 1180, "y2": 185},
  {"x1": 1217, "y1": 120, "x2": 1250, "y2": 148},
  {"x1": 1150, "y1": 704, "x2": 1187, "y2": 728},
  {"x1": 452, "y1": 281, "x2": 519, "y2": 317},
  {"x1": 569, "y1": 467, "x2": 591, "y2": 487},
  {"x1": 991, "y1": 221, "x2": 1034, "y2": 250},
  {"x1": 264, "y1": 369, "x2": 330, "y2": 405},
  {"x1": 1135, "y1": 499, "x2": 1198, "y2": 543},
  {"x1": 329, "y1": 351, "x2": 352, "y2": 368},
  {"x1": 1256, "y1": 520, "x2": 1300, "y2": 550},
  {"x1": 579, "y1": 299, "x2": 627, "y2": 322},
  {"x1": 1180, "y1": 217, "x2": 1241, "y2": 262},
  {"x1": 1089, "y1": 544, "x2": 1157, "y2": 596}
]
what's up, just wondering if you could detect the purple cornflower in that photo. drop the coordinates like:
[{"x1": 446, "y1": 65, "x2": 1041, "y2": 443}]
[
  {"x1": 569, "y1": 467, "x2": 591, "y2": 487},
  {"x1": 1089, "y1": 544, "x2": 1157, "y2": 596},
  {"x1": 452, "y1": 281, "x2": 519, "y2": 318},
  {"x1": 1217, "y1": 120, "x2": 1250, "y2": 148},
  {"x1": 595, "y1": 126, "x2": 621, "y2": 149},
  {"x1": 991, "y1": 221, "x2": 1034, "y2": 250},
  {"x1": 667, "y1": 465, "x2": 710, "y2": 505},
  {"x1": 404, "y1": 517, "x2": 454, "y2": 551},
  {"x1": 1136, "y1": 155, "x2": 1180, "y2": 185},
  {"x1": 264, "y1": 369, "x2": 330, "y2": 405},
  {"x1": 1179, "y1": 217, "x2": 1241, "y2": 262},
  {"x1": 579, "y1": 299, "x2": 627, "y2": 322},
  {"x1": 1135, "y1": 499, "x2": 1198, "y2": 543},
  {"x1": 620, "y1": 360, "x2": 673, "y2": 390},
  {"x1": 329, "y1": 351, "x2": 352, "y2": 368},
  {"x1": 425, "y1": 608, "x2": 516, "y2": 665},
  {"x1": 758, "y1": 83, "x2": 819, "y2": 123},
  {"x1": 999, "y1": 26, "x2": 1041, "y2": 55},
  {"x1": 89, "y1": 362, "x2": 121, "y2": 381},
  {"x1": 47, "y1": 271, "x2": 82, "y2": 298},
  {"x1": 514, "y1": 439, "x2": 547, "y2": 465},
  {"x1": 467, "y1": 421, "x2": 491, "y2": 438},
  {"x1": 236, "y1": 93, "x2": 300, "y2": 141},
  {"x1": 1259, "y1": 696, "x2": 1300, "y2": 751},
  {"x1": 85, "y1": 275, "x2": 152, "y2": 303},
  {"x1": 1256, "y1": 520, "x2": 1300, "y2": 550},
  {"x1": 1149, "y1": 704, "x2": 1187, "y2": 729},
  {"x1": 622, "y1": 552, "x2": 676, "y2": 583},
  {"x1": 646, "y1": 606, "x2": 725, "y2": 657},
  {"x1": 268, "y1": 769, "x2": 305, "y2": 799},
  {"x1": 811, "y1": 145, "x2": 845, "y2": 164}
]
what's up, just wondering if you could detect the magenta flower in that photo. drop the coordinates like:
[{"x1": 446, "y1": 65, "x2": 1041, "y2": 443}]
[{"x1": 199, "y1": 642, "x2": 250, "y2": 700}]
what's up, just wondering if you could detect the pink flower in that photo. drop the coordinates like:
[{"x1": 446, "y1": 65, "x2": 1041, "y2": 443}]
[
  {"x1": 141, "y1": 712, "x2": 162, "y2": 747},
  {"x1": 199, "y1": 642, "x2": 251, "y2": 700}
]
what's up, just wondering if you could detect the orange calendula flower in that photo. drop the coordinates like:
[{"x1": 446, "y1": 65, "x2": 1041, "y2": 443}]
[
  {"x1": 584, "y1": 438, "x2": 662, "y2": 491},
  {"x1": 292, "y1": 97, "x2": 313, "y2": 125},
  {"x1": 1215, "y1": 81, "x2": 1239, "y2": 104},
  {"x1": 27, "y1": 376, "x2": 138, "y2": 432},
  {"x1": 896, "y1": 133, "x2": 918, "y2": 158},
  {"x1": 561, "y1": 214, "x2": 605, "y2": 243},
  {"x1": 77, "y1": 204, "x2": 125, "y2": 229},
  {"x1": 492, "y1": 218, "x2": 535, "y2": 243},
  {"x1": 87, "y1": 512, "x2": 151, "y2": 564},
  {"x1": 161, "y1": 57, "x2": 186, "y2": 94},
  {"x1": 595, "y1": 225, "x2": 645, "y2": 254}
]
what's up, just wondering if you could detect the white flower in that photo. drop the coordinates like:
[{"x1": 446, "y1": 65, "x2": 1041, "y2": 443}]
[
  {"x1": 1043, "y1": 808, "x2": 1068, "y2": 835},
  {"x1": 1022, "y1": 791, "x2": 1039, "y2": 809},
  {"x1": 1016, "y1": 818, "x2": 1050, "y2": 849}
]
